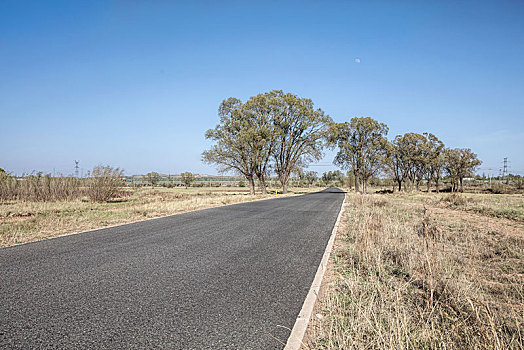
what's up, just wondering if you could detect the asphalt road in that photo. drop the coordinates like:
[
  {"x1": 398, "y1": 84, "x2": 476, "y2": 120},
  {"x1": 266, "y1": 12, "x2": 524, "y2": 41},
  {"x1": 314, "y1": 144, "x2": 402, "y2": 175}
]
[{"x1": 0, "y1": 188, "x2": 345, "y2": 349}]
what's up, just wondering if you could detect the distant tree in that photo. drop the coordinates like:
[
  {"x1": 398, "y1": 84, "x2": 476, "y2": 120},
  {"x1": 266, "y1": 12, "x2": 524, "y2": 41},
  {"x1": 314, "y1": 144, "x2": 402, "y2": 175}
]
[
  {"x1": 304, "y1": 171, "x2": 318, "y2": 187},
  {"x1": 321, "y1": 172, "x2": 331, "y2": 185},
  {"x1": 180, "y1": 172, "x2": 195, "y2": 189},
  {"x1": 146, "y1": 172, "x2": 160, "y2": 187},
  {"x1": 424, "y1": 133, "x2": 445, "y2": 193},
  {"x1": 385, "y1": 140, "x2": 406, "y2": 192},
  {"x1": 321, "y1": 170, "x2": 344, "y2": 186},
  {"x1": 329, "y1": 117, "x2": 388, "y2": 193},
  {"x1": 392, "y1": 133, "x2": 430, "y2": 191},
  {"x1": 271, "y1": 91, "x2": 332, "y2": 193},
  {"x1": 202, "y1": 98, "x2": 257, "y2": 195},
  {"x1": 444, "y1": 148, "x2": 481, "y2": 192}
]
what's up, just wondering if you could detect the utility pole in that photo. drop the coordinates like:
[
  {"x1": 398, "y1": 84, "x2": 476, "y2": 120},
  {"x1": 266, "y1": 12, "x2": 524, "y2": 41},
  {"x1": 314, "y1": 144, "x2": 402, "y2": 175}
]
[
  {"x1": 503, "y1": 157, "x2": 508, "y2": 184},
  {"x1": 74, "y1": 160, "x2": 80, "y2": 178}
]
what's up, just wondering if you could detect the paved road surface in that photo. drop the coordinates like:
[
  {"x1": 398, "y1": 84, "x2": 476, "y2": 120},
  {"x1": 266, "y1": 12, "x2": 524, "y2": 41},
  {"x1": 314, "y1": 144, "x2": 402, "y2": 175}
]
[{"x1": 0, "y1": 188, "x2": 345, "y2": 349}]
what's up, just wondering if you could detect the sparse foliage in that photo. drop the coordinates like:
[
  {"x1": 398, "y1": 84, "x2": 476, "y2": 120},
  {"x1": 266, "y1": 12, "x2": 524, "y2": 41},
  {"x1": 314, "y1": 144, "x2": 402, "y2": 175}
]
[{"x1": 180, "y1": 172, "x2": 195, "y2": 189}]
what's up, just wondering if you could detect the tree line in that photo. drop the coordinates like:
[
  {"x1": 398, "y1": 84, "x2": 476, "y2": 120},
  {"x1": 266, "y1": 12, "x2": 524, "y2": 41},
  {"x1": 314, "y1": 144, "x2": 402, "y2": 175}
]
[{"x1": 203, "y1": 91, "x2": 481, "y2": 193}]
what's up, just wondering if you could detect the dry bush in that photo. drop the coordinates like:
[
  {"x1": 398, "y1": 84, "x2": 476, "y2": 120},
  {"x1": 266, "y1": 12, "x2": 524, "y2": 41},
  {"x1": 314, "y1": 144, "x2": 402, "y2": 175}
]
[
  {"x1": 311, "y1": 193, "x2": 524, "y2": 349},
  {"x1": 0, "y1": 172, "x2": 82, "y2": 201},
  {"x1": 440, "y1": 193, "x2": 476, "y2": 206},
  {"x1": 87, "y1": 166, "x2": 124, "y2": 202}
]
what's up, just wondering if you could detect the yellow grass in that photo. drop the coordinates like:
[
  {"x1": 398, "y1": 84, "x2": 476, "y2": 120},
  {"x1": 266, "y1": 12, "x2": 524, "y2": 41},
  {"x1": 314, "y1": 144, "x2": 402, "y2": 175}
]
[
  {"x1": 0, "y1": 186, "x2": 316, "y2": 247},
  {"x1": 307, "y1": 191, "x2": 524, "y2": 349}
]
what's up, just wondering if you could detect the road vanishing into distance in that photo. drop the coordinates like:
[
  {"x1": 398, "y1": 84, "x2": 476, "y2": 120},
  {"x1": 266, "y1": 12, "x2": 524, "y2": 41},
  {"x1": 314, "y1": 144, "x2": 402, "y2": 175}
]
[{"x1": 1, "y1": 188, "x2": 345, "y2": 349}]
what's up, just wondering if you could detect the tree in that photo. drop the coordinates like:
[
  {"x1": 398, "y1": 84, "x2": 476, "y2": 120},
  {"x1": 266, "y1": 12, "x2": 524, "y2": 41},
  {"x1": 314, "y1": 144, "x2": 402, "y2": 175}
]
[
  {"x1": 146, "y1": 172, "x2": 160, "y2": 187},
  {"x1": 203, "y1": 91, "x2": 331, "y2": 194},
  {"x1": 385, "y1": 139, "x2": 406, "y2": 192},
  {"x1": 202, "y1": 98, "x2": 257, "y2": 195},
  {"x1": 444, "y1": 148, "x2": 481, "y2": 192},
  {"x1": 242, "y1": 92, "x2": 281, "y2": 194},
  {"x1": 321, "y1": 170, "x2": 344, "y2": 186},
  {"x1": 304, "y1": 171, "x2": 318, "y2": 187},
  {"x1": 180, "y1": 172, "x2": 195, "y2": 189},
  {"x1": 271, "y1": 91, "x2": 332, "y2": 193},
  {"x1": 330, "y1": 117, "x2": 388, "y2": 193},
  {"x1": 321, "y1": 172, "x2": 331, "y2": 185},
  {"x1": 346, "y1": 170, "x2": 354, "y2": 190},
  {"x1": 424, "y1": 133, "x2": 445, "y2": 193}
]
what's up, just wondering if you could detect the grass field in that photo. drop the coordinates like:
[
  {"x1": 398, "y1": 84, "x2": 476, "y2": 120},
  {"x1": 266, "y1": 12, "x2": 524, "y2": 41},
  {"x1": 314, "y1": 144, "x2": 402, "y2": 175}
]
[
  {"x1": 0, "y1": 186, "x2": 317, "y2": 248},
  {"x1": 307, "y1": 190, "x2": 524, "y2": 349}
]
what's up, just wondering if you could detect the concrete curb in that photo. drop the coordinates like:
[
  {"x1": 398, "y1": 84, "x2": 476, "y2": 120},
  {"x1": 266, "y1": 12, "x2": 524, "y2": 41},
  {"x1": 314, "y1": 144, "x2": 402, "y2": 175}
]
[{"x1": 283, "y1": 192, "x2": 347, "y2": 350}]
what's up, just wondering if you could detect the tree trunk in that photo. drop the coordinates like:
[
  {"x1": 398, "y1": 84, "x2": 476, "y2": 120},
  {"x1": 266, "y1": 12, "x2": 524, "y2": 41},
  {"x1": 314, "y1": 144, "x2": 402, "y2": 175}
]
[
  {"x1": 247, "y1": 175, "x2": 255, "y2": 195},
  {"x1": 426, "y1": 180, "x2": 431, "y2": 193},
  {"x1": 397, "y1": 179, "x2": 402, "y2": 192},
  {"x1": 282, "y1": 180, "x2": 288, "y2": 194},
  {"x1": 435, "y1": 178, "x2": 440, "y2": 193},
  {"x1": 278, "y1": 173, "x2": 289, "y2": 194},
  {"x1": 354, "y1": 172, "x2": 360, "y2": 193},
  {"x1": 257, "y1": 174, "x2": 267, "y2": 194},
  {"x1": 459, "y1": 178, "x2": 463, "y2": 192}
]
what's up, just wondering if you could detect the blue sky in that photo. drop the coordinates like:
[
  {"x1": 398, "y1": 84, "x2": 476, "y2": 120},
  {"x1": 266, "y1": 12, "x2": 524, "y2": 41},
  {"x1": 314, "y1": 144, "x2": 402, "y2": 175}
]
[{"x1": 1, "y1": 0, "x2": 523, "y2": 176}]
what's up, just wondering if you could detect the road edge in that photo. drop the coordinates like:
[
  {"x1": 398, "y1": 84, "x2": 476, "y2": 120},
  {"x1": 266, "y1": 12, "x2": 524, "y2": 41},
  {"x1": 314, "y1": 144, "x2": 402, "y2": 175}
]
[
  {"x1": 283, "y1": 191, "x2": 347, "y2": 350},
  {"x1": 2, "y1": 191, "x2": 315, "y2": 250}
]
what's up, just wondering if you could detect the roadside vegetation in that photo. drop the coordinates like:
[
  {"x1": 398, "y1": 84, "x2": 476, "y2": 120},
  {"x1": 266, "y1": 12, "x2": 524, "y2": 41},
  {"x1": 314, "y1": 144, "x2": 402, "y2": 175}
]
[{"x1": 306, "y1": 189, "x2": 523, "y2": 349}]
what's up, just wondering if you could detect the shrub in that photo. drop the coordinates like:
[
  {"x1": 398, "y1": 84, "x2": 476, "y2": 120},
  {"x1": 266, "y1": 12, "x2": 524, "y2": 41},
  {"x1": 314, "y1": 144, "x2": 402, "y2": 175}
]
[
  {"x1": 440, "y1": 193, "x2": 475, "y2": 206},
  {"x1": 0, "y1": 171, "x2": 82, "y2": 201},
  {"x1": 87, "y1": 165, "x2": 124, "y2": 202}
]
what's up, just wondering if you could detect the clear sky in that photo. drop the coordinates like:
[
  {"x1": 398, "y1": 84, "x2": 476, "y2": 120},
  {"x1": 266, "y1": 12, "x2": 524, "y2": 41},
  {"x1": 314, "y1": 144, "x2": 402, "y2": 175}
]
[{"x1": 1, "y1": 0, "x2": 523, "y2": 176}]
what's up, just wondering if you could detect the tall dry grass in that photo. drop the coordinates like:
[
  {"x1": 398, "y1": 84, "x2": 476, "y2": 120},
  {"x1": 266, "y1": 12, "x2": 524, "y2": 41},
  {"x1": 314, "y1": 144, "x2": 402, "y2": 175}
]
[
  {"x1": 0, "y1": 166, "x2": 124, "y2": 203},
  {"x1": 311, "y1": 193, "x2": 523, "y2": 349},
  {"x1": 0, "y1": 172, "x2": 82, "y2": 201}
]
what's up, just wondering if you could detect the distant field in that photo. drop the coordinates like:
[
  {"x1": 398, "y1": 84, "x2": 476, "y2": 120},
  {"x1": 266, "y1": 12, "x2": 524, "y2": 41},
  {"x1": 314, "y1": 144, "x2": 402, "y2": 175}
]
[
  {"x1": 308, "y1": 190, "x2": 524, "y2": 349},
  {"x1": 0, "y1": 186, "x2": 318, "y2": 247}
]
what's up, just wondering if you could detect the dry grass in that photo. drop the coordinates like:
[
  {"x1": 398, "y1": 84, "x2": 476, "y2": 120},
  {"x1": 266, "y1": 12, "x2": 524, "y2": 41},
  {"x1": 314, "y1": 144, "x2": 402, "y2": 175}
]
[
  {"x1": 0, "y1": 186, "x2": 312, "y2": 247},
  {"x1": 307, "y1": 191, "x2": 524, "y2": 349},
  {"x1": 438, "y1": 192, "x2": 524, "y2": 223}
]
